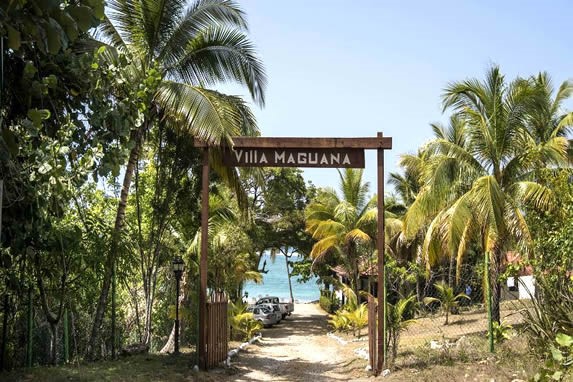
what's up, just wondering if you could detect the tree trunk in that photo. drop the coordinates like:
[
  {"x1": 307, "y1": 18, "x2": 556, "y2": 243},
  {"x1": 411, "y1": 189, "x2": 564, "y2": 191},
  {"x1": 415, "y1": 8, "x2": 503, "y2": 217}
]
[
  {"x1": 284, "y1": 250, "x2": 294, "y2": 303},
  {"x1": 160, "y1": 323, "x2": 176, "y2": 354},
  {"x1": 448, "y1": 253, "x2": 455, "y2": 288},
  {"x1": 490, "y1": 249, "x2": 502, "y2": 324},
  {"x1": 49, "y1": 322, "x2": 59, "y2": 365},
  {"x1": 86, "y1": 126, "x2": 144, "y2": 360},
  {"x1": 0, "y1": 294, "x2": 8, "y2": 371}
]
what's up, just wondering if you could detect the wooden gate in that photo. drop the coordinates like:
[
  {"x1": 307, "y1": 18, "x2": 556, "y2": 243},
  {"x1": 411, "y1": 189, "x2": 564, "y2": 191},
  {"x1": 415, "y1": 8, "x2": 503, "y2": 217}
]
[
  {"x1": 205, "y1": 292, "x2": 228, "y2": 369},
  {"x1": 197, "y1": 134, "x2": 392, "y2": 374}
]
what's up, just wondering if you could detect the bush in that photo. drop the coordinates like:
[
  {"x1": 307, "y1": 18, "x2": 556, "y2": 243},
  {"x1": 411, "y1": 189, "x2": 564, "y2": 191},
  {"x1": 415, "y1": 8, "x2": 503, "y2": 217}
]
[
  {"x1": 228, "y1": 300, "x2": 263, "y2": 341},
  {"x1": 319, "y1": 295, "x2": 338, "y2": 313},
  {"x1": 328, "y1": 303, "x2": 368, "y2": 337},
  {"x1": 521, "y1": 275, "x2": 573, "y2": 353},
  {"x1": 533, "y1": 333, "x2": 573, "y2": 382}
]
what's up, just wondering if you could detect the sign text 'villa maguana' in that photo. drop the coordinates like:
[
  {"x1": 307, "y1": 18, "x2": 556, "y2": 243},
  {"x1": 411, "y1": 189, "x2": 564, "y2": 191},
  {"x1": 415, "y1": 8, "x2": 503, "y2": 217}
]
[{"x1": 222, "y1": 148, "x2": 365, "y2": 168}]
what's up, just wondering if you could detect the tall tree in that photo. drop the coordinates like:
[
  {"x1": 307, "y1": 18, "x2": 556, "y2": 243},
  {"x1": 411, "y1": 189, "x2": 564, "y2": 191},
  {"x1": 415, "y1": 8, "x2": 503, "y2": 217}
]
[
  {"x1": 305, "y1": 169, "x2": 377, "y2": 298},
  {"x1": 86, "y1": 0, "x2": 266, "y2": 358},
  {"x1": 404, "y1": 66, "x2": 571, "y2": 323}
]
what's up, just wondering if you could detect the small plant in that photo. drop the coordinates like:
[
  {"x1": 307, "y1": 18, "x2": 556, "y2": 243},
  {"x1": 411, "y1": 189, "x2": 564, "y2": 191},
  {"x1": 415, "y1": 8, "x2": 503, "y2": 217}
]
[
  {"x1": 327, "y1": 286, "x2": 368, "y2": 337},
  {"x1": 228, "y1": 300, "x2": 263, "y2": 341},
  {"x1": 423, "y1": 281, "x2": 469, "y2": 325},
  {"x1": 328, "y1": 303, "x2": 368, "y2": 337},
  {"x1": 533, "y1": 333, "x2": 573, "y2": 382},
  {"x1": 319, "y1": 291, "x2": 339, "y2": 313},
  {"x1": 232, "y1": 312, "x2": 263, "y2": 341},
  {"x1": 492, "y1": 321, "x2": 513, "y2": 344},
  {"x1": 328, "y1": 311, "x2": 351, "y2": 332},
  {"x1": 386, "y1": 294, "x2": 418, "y2": 363}
]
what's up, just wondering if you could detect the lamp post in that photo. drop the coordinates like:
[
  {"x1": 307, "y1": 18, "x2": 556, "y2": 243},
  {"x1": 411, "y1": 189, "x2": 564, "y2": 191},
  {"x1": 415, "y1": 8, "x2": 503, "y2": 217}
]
[{"x1": 172, "y1": 256, "x2": 185, "y2": 354}]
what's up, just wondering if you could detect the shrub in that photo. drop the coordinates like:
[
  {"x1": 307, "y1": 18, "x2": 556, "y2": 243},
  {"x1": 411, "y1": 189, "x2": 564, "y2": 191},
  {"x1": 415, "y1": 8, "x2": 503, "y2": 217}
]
[
  {"x1": 319, "y1": 295, "x2": 338, "y2": 314},
  {"x1": 328, "y1": 303, "x2": 368, "y2": 337},
  {"x1": 533, "y1": 333, "x2": 573, "y2": 382},
  {"x1": 228, "y1": 300, "x2": 263, "y2": 341},
  {"x1": 521, "y1": 275, "x2": 573, "y2": 353}
]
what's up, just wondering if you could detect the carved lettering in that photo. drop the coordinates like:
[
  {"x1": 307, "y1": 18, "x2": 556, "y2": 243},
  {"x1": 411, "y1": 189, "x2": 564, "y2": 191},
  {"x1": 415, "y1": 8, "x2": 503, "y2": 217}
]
[{"x1": 224, "y1": 148, "x2": 364, "y2": 168}]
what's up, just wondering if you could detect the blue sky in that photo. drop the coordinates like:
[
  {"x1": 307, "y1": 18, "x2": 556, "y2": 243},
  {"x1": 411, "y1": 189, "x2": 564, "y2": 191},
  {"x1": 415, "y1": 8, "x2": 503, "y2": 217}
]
[{"x1": 225, "y1": 0, "x2": 572, "y2": 193}]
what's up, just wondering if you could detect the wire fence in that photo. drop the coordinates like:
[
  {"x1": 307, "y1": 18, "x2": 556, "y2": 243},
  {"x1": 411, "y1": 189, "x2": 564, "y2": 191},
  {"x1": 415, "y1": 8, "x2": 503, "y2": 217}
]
[{"x1": 383, "y1": 262, "x2": 528, "y2": 369}]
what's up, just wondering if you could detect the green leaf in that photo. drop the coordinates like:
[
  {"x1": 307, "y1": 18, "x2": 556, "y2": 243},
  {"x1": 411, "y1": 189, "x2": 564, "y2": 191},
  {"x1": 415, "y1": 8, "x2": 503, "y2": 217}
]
[
  {"x1": 551, "y1": 371, "x2": 562, "y2": 380},
  {"x1": 46, "y1": 19, "x2": 63, "y2": 54},
  {"x1": 43, "y1": 74, "x2": 58, "y2": 89},
  {"x1": 7, "y1": 24, "x2": 21, "y2": 50},
  {"x1": 59, "y1": 12, "x2": 79, "y2": 41},
  {"x1": 24, "y1": 61, "x2": 38, "y2": 80},
  {"x1": 550, "y1": 345, "x2": 564, "y2": 362},
  {"x1": 38, "y1": 162, "x2": 53, "y2": 175},
  {"x1": 27, "y1": 108, "x2": 51, "y2": 127},
  {"x1": 85, "y1": 0, "x2": 105, "y2": 19},
  {"x1": 68, "y1": 5, "x2": 94, "y2": 32},
  {"x1": 556, "y1": 333, "x2": 573, "y2": 347}
]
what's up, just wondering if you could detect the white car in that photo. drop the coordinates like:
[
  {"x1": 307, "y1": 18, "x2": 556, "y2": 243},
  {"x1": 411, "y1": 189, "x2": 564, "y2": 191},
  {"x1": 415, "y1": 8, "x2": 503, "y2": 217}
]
[
  {"x1": 246, "y1": 305, "x2": 278, "y2": 327},
  {"x1": 255, "y1": 296, "x2": 294, "y2": 319},
  {"x1": 254, "y1": 303, "x2": 282, "y2": 323}
]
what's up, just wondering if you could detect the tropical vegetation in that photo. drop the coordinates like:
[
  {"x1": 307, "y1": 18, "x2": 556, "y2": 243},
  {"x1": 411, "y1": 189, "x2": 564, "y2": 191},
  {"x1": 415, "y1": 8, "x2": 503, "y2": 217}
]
[{"x1": 0, "y1": 1, "x2": 571, "y2": 379}]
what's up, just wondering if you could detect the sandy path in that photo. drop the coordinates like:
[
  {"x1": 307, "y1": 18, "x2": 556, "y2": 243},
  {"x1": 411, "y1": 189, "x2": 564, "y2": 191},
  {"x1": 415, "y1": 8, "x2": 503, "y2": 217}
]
[{"x1": 210, "y1": 304, "x2": 369, "y2": 381}]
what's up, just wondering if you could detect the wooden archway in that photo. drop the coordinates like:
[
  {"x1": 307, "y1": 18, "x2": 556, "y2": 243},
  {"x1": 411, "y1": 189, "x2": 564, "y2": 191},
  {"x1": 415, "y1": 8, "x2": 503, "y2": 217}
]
[{"x1": 195, "y1": 133, "x2": 392, "y2": 374}]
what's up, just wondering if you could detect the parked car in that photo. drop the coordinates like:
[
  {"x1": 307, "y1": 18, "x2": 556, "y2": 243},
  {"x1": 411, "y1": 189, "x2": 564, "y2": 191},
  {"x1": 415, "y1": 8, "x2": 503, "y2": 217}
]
[
  {"x1": 246, "y1": 305, "x2": 277, "y2": 328},
  {"x1": 254, "y1": 303, "x2": 282, "y2": 323},
  {"x1": 255, "y1": 296, "x2": 294, "y2": 319}
]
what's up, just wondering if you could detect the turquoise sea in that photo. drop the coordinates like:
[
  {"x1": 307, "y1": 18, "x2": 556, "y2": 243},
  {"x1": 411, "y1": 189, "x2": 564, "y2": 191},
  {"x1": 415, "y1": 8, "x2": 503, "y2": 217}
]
[{"x1": 244, "y1": 253, "x2": 320, "y2": 303}]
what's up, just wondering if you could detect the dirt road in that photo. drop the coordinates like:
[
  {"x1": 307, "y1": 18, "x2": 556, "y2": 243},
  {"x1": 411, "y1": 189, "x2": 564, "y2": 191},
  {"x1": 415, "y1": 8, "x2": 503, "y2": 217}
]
[{"x1": 209, "y1": 303, "x2": 369, "y2": 381}]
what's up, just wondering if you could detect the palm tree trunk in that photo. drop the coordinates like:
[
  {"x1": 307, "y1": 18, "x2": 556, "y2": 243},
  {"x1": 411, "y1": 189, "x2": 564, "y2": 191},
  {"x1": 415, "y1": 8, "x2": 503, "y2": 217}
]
[
  {"x1": 448, "y1": 253, "x2": 455, "y2": 287},
  {"x1": 86, "y1": 126, "x2": 144, "y2": 360},
  {"x1": 490, "y1": 249, "x2": 502, "y2": 324}
]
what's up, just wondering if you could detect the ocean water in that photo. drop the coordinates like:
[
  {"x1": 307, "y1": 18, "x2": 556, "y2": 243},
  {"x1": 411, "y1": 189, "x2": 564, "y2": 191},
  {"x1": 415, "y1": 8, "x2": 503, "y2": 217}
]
[{"x1": 244, "y1": 254, "x2": 320, "y2": 303}]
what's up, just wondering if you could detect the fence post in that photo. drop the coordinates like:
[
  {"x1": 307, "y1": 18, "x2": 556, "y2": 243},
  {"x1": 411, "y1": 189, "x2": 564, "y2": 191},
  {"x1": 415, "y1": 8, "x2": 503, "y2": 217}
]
[{"x1": 485, "y1": 252, "x2": 494, "y2": 352}]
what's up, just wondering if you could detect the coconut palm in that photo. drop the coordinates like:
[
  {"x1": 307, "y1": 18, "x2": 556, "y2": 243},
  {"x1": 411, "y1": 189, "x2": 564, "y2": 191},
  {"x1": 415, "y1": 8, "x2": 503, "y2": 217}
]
[
  {"x1": 405, "y1": 66, "x2": 571, "y2": 324},
  {"x1": 305, "y1": 169, "x2": 376, "y2": 298},
  {"x1": 86, "y1": 0, "x2": 266, "y2": 358},
  {"x1": 423, "y1": 281, "x2": 469, "y2": 325},
  {"x1": 386, "y1": 294, "x2": 418, "y2": 362}
]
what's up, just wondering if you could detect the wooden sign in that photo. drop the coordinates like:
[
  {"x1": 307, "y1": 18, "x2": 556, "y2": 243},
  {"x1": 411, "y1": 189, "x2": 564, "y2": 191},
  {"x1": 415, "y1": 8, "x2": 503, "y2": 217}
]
[{"x1": 222, "y1": 147, "x2": 365, "y2": 168}]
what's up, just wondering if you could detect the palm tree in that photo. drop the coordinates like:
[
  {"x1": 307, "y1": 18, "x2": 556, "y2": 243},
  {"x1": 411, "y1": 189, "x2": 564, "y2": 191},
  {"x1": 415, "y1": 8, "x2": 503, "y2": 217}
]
[
  {"x1": 305, "y1": 169, "x2": 376, "y2": 298},
  {"x1": 86, "y1": 0, "x2": 266, "y2": 358},
  {"x1": 386, "y1": 294, "x2": 417, "y2": 362},
  {"x1": 423, "y1": 281, "x2": 469, "y2": 325},
  {"x1": 405, "y1": 66, "x2": 571, "y2": 324}
]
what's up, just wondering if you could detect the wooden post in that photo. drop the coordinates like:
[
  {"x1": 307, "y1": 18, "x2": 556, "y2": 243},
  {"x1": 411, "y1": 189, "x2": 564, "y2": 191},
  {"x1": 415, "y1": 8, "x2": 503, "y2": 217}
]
[
  {"x1": 199, "y1": 148, "x2": 209, "y2": 370},
  {"x1": 376, "y1": 132, "x2": 386, "y2": 374},
  {"x1": 368, "y1": 295, "x2": 376, "y2": 370}
]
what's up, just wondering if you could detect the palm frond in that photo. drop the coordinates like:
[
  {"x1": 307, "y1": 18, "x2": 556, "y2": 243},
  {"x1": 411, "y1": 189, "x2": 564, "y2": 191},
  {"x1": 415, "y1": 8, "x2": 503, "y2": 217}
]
[
  {"x1": 509, "y1": 181, "x2": 554, "y2": 211},
  {"x1": 165, "y1": 26, "x2": 266, "y2": 106},
  {"x1": 156, "y1": 81, "x2": 258, "y2": 145}
]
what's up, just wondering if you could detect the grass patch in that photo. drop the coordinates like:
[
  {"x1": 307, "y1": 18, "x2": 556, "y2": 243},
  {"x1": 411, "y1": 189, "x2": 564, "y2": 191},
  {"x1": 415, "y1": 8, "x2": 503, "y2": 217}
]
[{"x1": 1, "y1": 351, "x2": 199, "y2": 382}]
